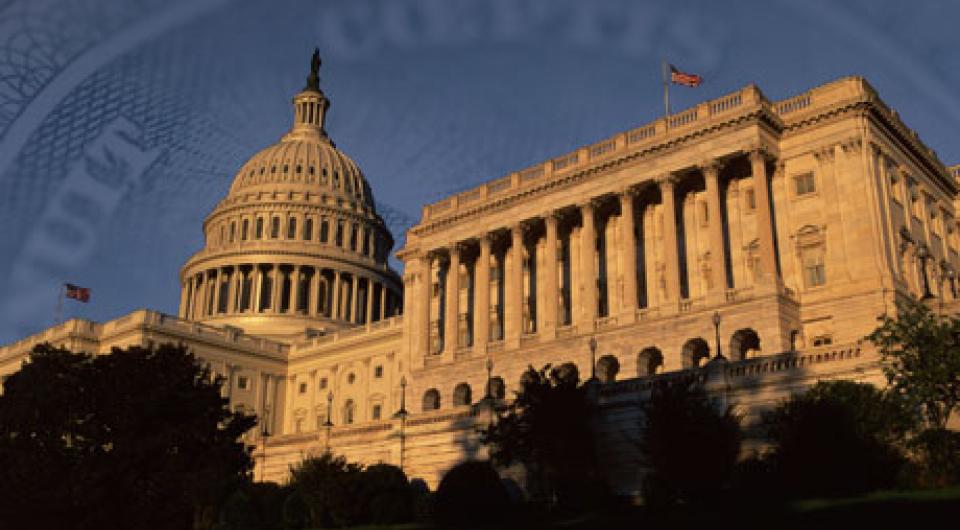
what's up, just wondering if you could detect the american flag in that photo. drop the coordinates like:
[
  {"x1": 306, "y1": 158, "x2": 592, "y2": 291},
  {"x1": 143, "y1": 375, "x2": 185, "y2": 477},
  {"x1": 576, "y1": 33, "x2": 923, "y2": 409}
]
[
  {"x1": 670, "y1": 64, "x2": 703, "y2": 87},
  {"x1": 64, "y1": 283, "x2": 91, "y2": 303}
]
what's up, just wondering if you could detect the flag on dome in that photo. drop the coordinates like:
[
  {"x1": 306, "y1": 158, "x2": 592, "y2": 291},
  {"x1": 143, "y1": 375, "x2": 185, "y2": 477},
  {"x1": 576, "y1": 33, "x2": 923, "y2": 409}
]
[
  {"x1": 64, "y1": 283, "x2": 91, "y2": 303},
  {"x1": 670, "y1": 64, "x2": 703, "y2": 87}
]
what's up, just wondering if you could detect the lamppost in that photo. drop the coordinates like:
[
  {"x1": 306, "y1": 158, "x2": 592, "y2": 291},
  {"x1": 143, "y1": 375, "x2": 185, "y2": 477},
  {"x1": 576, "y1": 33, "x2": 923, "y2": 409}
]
[
  {"x1": 917, "y1": 243, "x2": 934, "y2": 300},
  {"x1": 588, "y1": 337, "x2": 598, "y2": 383},
  {"x1": 393, "y1": 376, "x2": 408, "y2": 472},
  {"x1": 711, "y1": 311, "x2": 725, "y2": 360},
  {"x1": 260, "y1": 427, "x2": 270, "y2": 482},
  {"x1": 323, "y1": 391, "x2": 333, "y2": 453},
  {"x1": 484, "y1": 357, "x2": 494, "y2": 400}
]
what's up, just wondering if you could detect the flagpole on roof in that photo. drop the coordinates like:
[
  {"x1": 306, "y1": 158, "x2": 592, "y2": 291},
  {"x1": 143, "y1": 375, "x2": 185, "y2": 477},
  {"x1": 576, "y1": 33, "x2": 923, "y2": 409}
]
[
  {"x1": 55, "y1": 284, "x2": 64, "y2": 325},
  {"x1": 662, "y1": 58, "x2": 670, "y2": 119}
]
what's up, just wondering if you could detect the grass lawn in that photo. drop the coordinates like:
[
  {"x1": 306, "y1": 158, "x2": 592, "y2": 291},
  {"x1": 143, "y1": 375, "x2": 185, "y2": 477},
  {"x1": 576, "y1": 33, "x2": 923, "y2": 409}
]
[{"x1": 334, "y1": 487, "x2": 960, "y2": 530}]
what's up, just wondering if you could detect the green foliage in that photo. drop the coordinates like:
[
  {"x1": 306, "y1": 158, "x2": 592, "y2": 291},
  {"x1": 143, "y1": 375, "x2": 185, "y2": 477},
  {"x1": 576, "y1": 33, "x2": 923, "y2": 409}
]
[
  {"x1": 639, "y1": 380, "x2": 742, "y2": 507},
  {"x1": 867, "y1": 296, "x2": 960, "y2": 428},
  {"x1": 481, "y1": 364, "x2": 602, "y2": 508},
  {"x1": 287, "y1": 454, "x2": 416, "y2": 528},
  {"x1": 763, "y1": 380, "x2": 915, "y2": 498},
  {"x1": 435, "y1": 460, "x2": 511, "y2": 528},
  {"x1": 906, "y1": 428, "x2": 960, "y2": 489},
  {"x1": 0, "y1": 342, "x2": 257, "y2": 530}
]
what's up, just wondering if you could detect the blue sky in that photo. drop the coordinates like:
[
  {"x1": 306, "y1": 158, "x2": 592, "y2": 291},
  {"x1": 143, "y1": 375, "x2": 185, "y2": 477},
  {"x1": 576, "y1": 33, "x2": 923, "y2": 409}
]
[{"x1": 0, "y1": 0, "x2": 957, "y2": 343}]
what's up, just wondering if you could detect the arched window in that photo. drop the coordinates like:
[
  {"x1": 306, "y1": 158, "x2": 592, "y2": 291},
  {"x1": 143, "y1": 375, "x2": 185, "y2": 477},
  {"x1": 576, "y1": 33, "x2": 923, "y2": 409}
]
[
  {"x1": 681, "y1": 338, "x2": 711, "y2": 369},
  {"x1": 343, "y1": 399, "x2": 355, "y2": 425},
  {"x1": 453, "y1": 383, "x2": 472, "y2": 406},
  {"x1": 422, "y1": 388, "x2": 440, "y2": 411},
  {"x1": 486, "y1": 377, "x2": 505, "y2": 400},
  {"x1": 637, "y1": 347, "x2": 664, "y2": 377},
  {"x1": 596, "y1": 355, "x2": 619, "y2": 383},
  {"x1": 287, "y1": 217, "x2": 297, "y2": 239},
  {"x1": 270, "y1": 217, "x2": 280, "y2": 239},
  {"x1": 304, "y1": 218, "x2": 314, "y2": 240},
  {"x1": 730, "y1": 328, "x2": 761, "y2": 361}
]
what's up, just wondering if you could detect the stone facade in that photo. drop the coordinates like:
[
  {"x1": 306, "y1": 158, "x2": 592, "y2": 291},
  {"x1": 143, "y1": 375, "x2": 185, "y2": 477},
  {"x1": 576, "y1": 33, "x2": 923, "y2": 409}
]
[{"x1": 2, "y1": 65, "x2": 958, "y2": 493}]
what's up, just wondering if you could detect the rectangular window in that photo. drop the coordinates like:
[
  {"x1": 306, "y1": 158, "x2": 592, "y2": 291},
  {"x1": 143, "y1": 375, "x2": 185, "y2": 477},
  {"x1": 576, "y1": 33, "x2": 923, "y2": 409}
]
[
  {"x1": 794, "y1": 172, "x2": 816, "y2": 195},
  {"x1": 372, "y1": 404, "x2": 382, "y2": 421},
  {"x1": 802, "y1": 248, "x2": 826, "y2": 287},
  {"x1": 299, "y1": 382, "x2": 308, "y2": 394},
  {"x1": 255, "y1": 218, "x2": 264, "y2": 239},
  {"x1": 374, "y1": 365, "x2": 383, "y2": 378},
  {"x1": 271, "y1": 217, "x2": 280, "y2": 238},
  {"x1": 241, "y1": 219, "x2": 249, "y2": 240},
  {"x1": 320, "y1": 218, "x2": 329, "y2": 243},
  {"x1": 335, "y1": 221, "x2": 344, "y2": 247},
  {"x1": 319, "y1": 377, "x2": 328, "y2": 389},
  {"x1": 350, "y1": 224, "x2": 358, "y2": 251},
  {"x1": 237, "y1": 376, "x2": 249, "y2": 390},
  {"x1": 304, "y1": 218, "x2": 314, "y2": 240},
  {"x1": 362, "y1": 228, "x2": 371, "y2": 256},
  {"x1": 287, "y1": 217, "x2": 297, "y2": 239}
]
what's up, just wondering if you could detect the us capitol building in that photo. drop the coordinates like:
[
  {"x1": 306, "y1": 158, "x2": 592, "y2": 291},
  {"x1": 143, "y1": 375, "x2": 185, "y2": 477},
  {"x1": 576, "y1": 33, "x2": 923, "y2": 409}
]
[{"x1": 3, "y1": 55, "x2": 959, "y2": 492}]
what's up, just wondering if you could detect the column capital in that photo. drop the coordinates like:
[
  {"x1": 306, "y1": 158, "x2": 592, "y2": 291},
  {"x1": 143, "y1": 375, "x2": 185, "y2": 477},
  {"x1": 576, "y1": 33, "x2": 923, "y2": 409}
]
[
  {"x1": 656, "y1": 174, "x2": 679, "y2": 188},
  {"x1": 747, "y1": 144, "x2": 773, "y2": 163},
  {"x1": 699, "y1": 158, "x2": 722, "y2": 176}
]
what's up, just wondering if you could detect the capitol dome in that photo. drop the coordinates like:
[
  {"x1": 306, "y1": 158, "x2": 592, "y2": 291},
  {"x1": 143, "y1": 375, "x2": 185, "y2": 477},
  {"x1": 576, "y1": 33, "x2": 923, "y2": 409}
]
[{"x1": 178, "y1": 50, "x2": 402, "y2": 340}]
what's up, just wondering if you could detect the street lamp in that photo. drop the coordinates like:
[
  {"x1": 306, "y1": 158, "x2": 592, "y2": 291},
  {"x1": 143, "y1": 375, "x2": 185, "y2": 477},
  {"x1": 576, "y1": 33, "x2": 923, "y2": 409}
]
[
  {"x1": 260, "y1": 426, "x2": 270, "y2": 482},
  {"x1": 323, "y1": 391, "x2": 333, "y2": 452},
  {"x1": 917, "y1": 243, "x2": 935, "y2": 300},
  {"x1": 393, "y1": 376, "x2": 408, "y2": 472},
  {"x1": 588, "y1": 337, "x2": 598, "y2": 383},
  {"x1": 711, "y1": 311, "x2": 725, "y2": 360},
  {"x1": 484, "y1": 357, "x2": 494, "y2": 400}
]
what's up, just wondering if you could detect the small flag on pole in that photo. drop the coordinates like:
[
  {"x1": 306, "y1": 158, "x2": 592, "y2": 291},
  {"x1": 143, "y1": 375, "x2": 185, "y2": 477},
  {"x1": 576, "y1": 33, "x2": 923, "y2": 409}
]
[
  {"x1": 669, "y1": 64, "x2": 703, "y2": 87},
  {"x1": 64, "y1": 283, "x2": 91, "y2": 303}
]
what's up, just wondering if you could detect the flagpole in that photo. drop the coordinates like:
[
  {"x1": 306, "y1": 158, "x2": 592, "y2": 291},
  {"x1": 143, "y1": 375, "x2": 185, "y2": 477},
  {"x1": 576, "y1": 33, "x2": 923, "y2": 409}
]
[
  {"x1": 55, "y1": 285, "x2": 64, "y2": 325},
  {"x1": 662, "y1": 59, "x2": 670, "y2": 118}
]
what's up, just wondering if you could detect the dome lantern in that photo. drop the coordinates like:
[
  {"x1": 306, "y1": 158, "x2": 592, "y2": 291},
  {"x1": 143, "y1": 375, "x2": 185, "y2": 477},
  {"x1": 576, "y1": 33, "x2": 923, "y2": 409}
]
[{"x1": 286, "y1": 48, "x2": 331, "y2": 143}]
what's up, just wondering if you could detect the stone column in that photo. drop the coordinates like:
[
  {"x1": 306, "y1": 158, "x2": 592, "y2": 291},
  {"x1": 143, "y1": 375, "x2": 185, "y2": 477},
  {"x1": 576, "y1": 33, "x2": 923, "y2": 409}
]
[
  {"x1": 379, "y1": 282, "x2": 387, "y2": 320},
  {"x1": 365, "y1": 278, "x2": 374, "y2": 324},
  {"x1": 226, "y1": 268, "x2": 238, "y2": 314},
  {"x1": 289, "y1": 265, "x2": 301, "y2": 314},
  {"x1": 332, "y1": 271, "x2": 342, "y2": 319},
  {"x1": 212, "y1": 268, "x2": 222, "y2": 315},
  {"x1": 659, "y1": 177, "x2": 682, "y2": 309},
  {"x1": 703, "y1": 161, "x2": 728, "y2": 299},
  {"x1": 270, "y1": 266, "x2": 281, "y2": 314},
  {"x1": 506, "y1": 225, "x2": 525, "y2": 346},
  {"x1": 619, "y1": 191, "x2": 639, "y2": 318},
  {"x1": 579, "y1": 202, "x2": 598, "y2": 326},
  {"x1": 542, "y1": 213, "x2": 560, "y2": 336},
  {"x1": 474, "y1": 235, "x2": 491, "y2": 351},
  {"x1": 251, "y1": 267, "x2": 261, "y2": 314},
  {"x1": 179, "y1": 282, "x2": 189, "y2": 319},
  {"x1": 351, "y1": 274, "x2": 360, "y2": 323},
  {"x1": 751, "y1": 149, "x2": 779, "y2": 283},
  {"x1": 309, "y1": 267, "x2": 320, "y2": 316},
  {"x1": 444, "y1": 245, "x2": 460, "y2": 354},
  {"x1": 418, "y1": 254, "x2": 432, "y2": 355}
]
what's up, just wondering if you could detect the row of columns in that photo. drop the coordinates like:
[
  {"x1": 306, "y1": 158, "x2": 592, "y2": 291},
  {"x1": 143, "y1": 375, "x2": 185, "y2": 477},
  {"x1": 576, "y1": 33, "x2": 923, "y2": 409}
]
[
  {"x1": 181, "y1": 264, "x2": 400, "y2": 325},
  {"x1": 415, "y1": 149, "x2": 780, "y2": 357}
]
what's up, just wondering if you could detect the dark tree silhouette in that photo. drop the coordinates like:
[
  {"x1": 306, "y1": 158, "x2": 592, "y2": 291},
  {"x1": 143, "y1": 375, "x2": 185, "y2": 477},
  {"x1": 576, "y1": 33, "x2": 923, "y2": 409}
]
[
  {"x1": 0, "y1": 343, "x2": 257, "y2": 530},
  {"x1": 434, "y1": 460, "x2": 510, "y2": 528},
  {"x1": 763, "y1": 380, "x2": 915, "y2": 498},
  {"x1": 639, "y1": 380, "x2": 742, "y2": 507},
  {"x1": 481, "y1": 364, "x2": 602, "y2": 509}
]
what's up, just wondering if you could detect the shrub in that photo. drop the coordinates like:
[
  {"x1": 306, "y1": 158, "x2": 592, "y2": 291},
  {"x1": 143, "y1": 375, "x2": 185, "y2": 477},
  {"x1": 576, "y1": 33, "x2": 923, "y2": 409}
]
[
  {"x1": 287, "y1": 453, "x2": 364, "y2": 528},
  {"x1": 908, "y1": 428, "x2": 960, "y2": 489},
  {"x1": 361, "y1": 463, "x2": 414, "y2": 525},
  {"x1": 763, "y1": 380, "x2": 915, "y2": 498},
  {"x1": 435, "y1": 461, "x2": 511, "y2": 528},
  {"x1": 639, "y1": 380, "x2": 742, "y2": 507}
]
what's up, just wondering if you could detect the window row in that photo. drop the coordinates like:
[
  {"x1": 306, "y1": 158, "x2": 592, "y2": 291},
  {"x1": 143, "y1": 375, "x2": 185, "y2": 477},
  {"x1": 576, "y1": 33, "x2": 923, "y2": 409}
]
[
  {"x1": 214, "y1": 214, "x2": 387, "y2": 260},
  {"x1": 244, "y1": 163, "x2": 365, "y2": 201}
]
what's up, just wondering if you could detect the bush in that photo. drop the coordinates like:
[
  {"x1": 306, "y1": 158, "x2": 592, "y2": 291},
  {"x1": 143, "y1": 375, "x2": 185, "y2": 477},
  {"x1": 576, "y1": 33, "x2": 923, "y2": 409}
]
[
  {"x1": 361, "y1": 464, "x2": 414, "y2": 525},
  {"x1": 287, "y1": 453, "x2": 364, "y2": 528},
  {"x1": 639, "y1": 380, "x2": 742, "y2": 507},
  {"x1": 908, "y1": 428, "x2": 960, "y2": 489},
  {"x1": 763, "y1": 380, "x2": 915, "y2": 498},
  {"x1": 435, "y1": 461, "x2": 511, "y2": 528}
]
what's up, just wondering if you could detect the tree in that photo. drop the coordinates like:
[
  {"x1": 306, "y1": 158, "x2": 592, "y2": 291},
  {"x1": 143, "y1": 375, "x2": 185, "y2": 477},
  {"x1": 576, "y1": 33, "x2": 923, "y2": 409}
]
[
  {"x1": 763, "y1": 380, "x2": 915, "y2": 498},
  {"x1": 434, "y1": 460, "x2": 511, "y2": 528},
  {"x1": 639, "y1": 380, "x2": 742, "y2": 507},
  {"x1": 867, "y1": 296, "x2": 960, "y2": 429},
  {"x1": 0, "y1": 343, "x2": 257, "y2": 530},
  {"x1": 481, "y1": 364, "x2": 601, "y2": 509},
  {"x1": 287, "y1": 452, "x2": 364, "y2": 528}
]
